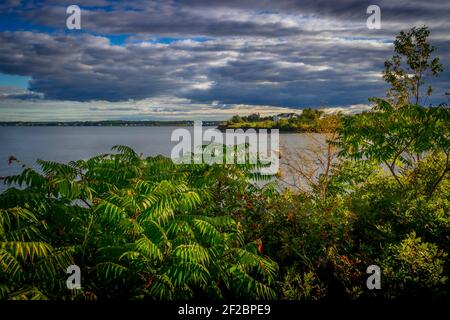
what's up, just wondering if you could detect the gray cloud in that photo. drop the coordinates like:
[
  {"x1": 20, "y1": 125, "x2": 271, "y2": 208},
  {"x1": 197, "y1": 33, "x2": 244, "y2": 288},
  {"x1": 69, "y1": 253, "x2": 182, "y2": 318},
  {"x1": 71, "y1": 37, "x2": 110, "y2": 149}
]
[
  {"x1": 0, "y1": 86, "x2": 43, "y2": 100},
  {"x1": 16, "y1": 1, "x2": 450, "y2": 38},
  {"x1": 0, "y1": 0, "x2": 449, "y2": 111},
  {"x1": 0, "y1": 31, "x2": 394, "y2": 106}
]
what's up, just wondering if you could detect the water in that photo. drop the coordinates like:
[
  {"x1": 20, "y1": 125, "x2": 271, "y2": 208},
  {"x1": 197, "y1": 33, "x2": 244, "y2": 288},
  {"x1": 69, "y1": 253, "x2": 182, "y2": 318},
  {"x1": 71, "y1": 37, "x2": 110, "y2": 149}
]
[{"x1": 0, "y1": 126, "x2": 320, "y2": 192}]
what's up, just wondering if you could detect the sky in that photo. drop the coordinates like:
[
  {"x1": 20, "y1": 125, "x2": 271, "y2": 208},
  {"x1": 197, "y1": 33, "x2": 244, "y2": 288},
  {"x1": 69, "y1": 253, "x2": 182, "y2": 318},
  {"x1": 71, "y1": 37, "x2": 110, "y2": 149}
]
[{"x1": 0, "y1": 0, "x2": 449, "y2": 121}]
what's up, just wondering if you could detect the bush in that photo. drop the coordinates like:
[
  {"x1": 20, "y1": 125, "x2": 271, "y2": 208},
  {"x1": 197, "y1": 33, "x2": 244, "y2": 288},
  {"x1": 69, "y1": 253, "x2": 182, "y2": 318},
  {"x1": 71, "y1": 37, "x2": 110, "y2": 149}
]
[{"x1": 381, "y1": 232, "x2": 448, "y2": 299}]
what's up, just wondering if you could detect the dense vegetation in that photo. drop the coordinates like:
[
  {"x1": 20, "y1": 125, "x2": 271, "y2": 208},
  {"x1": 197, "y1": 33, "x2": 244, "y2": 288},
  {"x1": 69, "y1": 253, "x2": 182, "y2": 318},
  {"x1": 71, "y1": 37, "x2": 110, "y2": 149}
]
[
  {"x1": 0, "y1": 26, "x2": 449, "y2": 300},
  {"x1": 218, "y1": 109, "x2": 340, "y2": 132}
]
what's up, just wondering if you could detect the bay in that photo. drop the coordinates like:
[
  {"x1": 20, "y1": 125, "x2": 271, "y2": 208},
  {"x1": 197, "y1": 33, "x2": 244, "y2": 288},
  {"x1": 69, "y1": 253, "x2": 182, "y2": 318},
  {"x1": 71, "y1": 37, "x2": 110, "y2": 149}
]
[{"x1": 0, "y1": 126, "x2": 316, "y2": 192}]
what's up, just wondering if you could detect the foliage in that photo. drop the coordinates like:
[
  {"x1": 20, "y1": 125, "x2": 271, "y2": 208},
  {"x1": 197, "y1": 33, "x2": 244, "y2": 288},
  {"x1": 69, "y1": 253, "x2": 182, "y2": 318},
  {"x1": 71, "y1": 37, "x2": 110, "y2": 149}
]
[
  {"x1": 336, "y1": 26, "x2": 449, "y2": 196},
  {"x1": 383, "y1": 25, "x2": 443, "y2": 105},
  {"x1": 336, "y1": 102, "x2": 449, "y2": 195},
  {"x1": 0, "y1": 146, "x2": 278, "y2": 300},
  {"x1": 280, "y1": 267, "x2": 327, "y2": 300},
  {"x1": 381, "y1": 232, "x2": 447, "y2": 298}
]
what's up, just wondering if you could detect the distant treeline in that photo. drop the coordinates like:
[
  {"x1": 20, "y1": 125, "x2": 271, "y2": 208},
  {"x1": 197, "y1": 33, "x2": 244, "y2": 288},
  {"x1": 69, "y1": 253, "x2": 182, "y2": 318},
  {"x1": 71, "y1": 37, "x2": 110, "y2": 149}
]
[{"x1": 0, "y1": 120, "x2": 223, "y2": 127}]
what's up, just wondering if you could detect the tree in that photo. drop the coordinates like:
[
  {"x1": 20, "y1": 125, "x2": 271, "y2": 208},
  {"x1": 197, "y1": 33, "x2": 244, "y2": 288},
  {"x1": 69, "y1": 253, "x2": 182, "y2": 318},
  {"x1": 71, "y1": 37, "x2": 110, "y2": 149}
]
[
  {"x1": 247, "y1": 113, "x2": 261, "y2": 122},
  {"x1": 383, "y1": 25, "x2": 443, "y2": 106},
  {"x1": 299, "y1": 108, "x2": 323, "y2": 123},
  {"x1": 230, "y1": 115, "x2": 243, "y2": 123},
  {"x1": 336, "y1": 26, "x2": 449, "y2": 196}
]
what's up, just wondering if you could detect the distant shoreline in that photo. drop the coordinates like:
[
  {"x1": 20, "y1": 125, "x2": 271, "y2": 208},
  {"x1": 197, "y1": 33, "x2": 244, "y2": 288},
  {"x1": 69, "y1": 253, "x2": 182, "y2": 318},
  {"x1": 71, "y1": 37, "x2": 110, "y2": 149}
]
[
  {"x1": 0, "y1": 121, "x2": 331, "y2": 133},
  {"x1": 216, "y1": 124, "x2": 328, "y2": 133},
  {"x1": 0, "y1": 122, "x2": 329, "y2": 133}
]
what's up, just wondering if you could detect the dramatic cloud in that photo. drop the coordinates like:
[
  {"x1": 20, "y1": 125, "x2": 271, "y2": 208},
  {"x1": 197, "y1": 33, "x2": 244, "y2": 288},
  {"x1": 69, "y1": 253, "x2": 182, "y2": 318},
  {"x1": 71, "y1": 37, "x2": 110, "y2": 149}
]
[
  {"x1": 0, "y1": 31, "x2": 400, "y2": 106},
  {"x1": 0, "y1": 0, "x2": 449, "y2": 120}
]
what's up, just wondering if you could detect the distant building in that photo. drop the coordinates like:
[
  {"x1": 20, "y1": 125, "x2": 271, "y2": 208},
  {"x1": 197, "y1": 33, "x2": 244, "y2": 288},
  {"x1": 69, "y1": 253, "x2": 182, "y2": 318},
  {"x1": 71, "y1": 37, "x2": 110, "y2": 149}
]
[{"x1": 272, "y1": 113, "x2": 300, "y2": 121}]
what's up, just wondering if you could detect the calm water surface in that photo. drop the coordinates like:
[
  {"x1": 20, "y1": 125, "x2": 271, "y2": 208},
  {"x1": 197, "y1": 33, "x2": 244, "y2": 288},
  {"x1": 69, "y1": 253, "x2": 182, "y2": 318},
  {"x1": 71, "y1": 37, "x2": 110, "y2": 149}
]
[{"x1": 0, "y1": 126, "x2": 317, "y2": 192}]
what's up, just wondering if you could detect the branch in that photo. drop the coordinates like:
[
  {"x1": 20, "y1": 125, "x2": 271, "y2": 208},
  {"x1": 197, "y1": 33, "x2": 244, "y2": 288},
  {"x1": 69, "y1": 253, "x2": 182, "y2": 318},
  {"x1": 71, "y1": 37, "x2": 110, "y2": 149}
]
[
  {"x1": 427, "y1": 150, "x2": 450, "y2": 198},
  {"x1": 383, "y1": 160, "x2": 403, "y2": 187}
]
